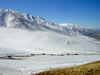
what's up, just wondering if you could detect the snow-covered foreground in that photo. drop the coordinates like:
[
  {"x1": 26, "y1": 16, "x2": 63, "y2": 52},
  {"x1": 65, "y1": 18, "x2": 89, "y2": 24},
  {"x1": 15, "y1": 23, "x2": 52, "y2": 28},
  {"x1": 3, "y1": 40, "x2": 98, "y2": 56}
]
[{"x1": 0, "y1": 55, "x2": 100, "y2": 75}]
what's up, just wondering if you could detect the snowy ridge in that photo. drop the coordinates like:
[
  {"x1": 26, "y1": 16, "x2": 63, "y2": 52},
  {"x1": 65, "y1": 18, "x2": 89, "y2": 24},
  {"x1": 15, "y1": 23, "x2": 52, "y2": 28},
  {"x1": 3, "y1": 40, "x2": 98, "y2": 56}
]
[
  {"x1": 0, "y1": 9, "x2": 58, "y2": 30},
  {"x1": 59, "y1": 23, "x2": 100, "y2": 36}
]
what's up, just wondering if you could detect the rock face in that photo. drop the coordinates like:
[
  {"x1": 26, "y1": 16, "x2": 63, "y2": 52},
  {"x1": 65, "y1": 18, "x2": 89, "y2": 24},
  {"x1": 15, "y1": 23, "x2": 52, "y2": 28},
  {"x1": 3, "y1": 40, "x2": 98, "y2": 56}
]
[{"x1": 0, "y1": 9, "x2": 100, "y2": 36}]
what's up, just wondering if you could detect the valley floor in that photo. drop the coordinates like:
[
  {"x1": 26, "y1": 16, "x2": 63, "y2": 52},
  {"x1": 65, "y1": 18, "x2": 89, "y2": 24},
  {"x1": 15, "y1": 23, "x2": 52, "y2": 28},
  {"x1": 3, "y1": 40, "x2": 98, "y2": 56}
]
[{"x1": 0, "y1": 55, "x2": 100, "y2": 75}]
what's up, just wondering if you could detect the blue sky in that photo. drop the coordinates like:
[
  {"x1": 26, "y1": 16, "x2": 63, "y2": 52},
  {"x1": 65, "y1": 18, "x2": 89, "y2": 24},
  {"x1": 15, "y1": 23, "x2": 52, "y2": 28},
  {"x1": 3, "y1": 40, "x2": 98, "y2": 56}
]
[{"x1": 0, "y1": 0, "x2": 100, "y2": 27}]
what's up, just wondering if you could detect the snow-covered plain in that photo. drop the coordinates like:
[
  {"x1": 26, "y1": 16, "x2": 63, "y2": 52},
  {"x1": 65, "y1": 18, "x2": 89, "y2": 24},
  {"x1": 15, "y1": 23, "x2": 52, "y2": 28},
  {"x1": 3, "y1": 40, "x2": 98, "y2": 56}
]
[{"x1": 0, "y1": 55, "x2": 100, "y2": 75}]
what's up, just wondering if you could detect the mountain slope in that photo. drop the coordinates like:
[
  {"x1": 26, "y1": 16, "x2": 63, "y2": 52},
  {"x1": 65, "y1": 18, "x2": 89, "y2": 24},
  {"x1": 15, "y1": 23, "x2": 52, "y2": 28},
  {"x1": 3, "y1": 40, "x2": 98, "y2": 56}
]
[{"x1": 0, "y1": 28, "x2": 100, "y2": 55}]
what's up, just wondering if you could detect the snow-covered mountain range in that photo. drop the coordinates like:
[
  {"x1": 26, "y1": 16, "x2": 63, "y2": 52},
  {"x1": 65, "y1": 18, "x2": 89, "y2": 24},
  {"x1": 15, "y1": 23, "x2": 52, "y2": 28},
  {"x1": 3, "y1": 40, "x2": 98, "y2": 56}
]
[
  {"x1": 0, "y1": 9, "x2": 100, "y2": 36},
  {"x1": 0, "y1": 9, "x2": 100, "y2": 55}
]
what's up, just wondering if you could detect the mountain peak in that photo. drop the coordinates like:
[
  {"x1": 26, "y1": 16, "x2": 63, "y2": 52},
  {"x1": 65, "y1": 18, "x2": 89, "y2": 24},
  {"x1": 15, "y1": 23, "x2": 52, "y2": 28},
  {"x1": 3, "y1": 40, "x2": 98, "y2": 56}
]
[
  {"x1": 5, "y1": 9, "x2": 16, "y2": 12},
  {"x1": 60, "y1": 23, "x2": 77, "y2": 27}
]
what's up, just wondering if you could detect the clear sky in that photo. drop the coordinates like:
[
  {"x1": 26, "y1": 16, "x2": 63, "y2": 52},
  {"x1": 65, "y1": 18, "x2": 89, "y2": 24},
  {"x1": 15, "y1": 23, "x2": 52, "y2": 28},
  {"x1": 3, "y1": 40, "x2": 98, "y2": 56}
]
[{"x1": 0, "y1": 0, "x2": 100, "y2": 27}]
